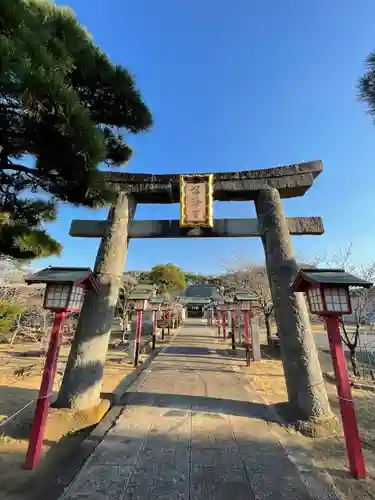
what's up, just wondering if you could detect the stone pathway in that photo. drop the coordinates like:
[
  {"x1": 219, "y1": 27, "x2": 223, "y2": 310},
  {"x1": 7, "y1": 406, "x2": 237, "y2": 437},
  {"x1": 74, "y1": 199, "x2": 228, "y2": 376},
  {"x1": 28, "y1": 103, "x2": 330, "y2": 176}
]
[{"x1": 60, "y1": 320, "x2": 339, "y2": 499}]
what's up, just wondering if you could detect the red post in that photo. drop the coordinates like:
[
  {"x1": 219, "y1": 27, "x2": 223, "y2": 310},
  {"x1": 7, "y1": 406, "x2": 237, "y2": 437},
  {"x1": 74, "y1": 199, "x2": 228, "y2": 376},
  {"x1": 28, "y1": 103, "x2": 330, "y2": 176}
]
[
  {"x1": 325, "y1": 315, "x2": 366, "y2": 479},
  {"x1": 152, "y1": 310, "x2": 157, "y2": 350},
  {"x1": 244, "y1": 310, "x2": 250, "y2": 366},
  {"x1": 24, "y1": 311, "x2": 66, "y2": 470},
  {"x1": 134, "y1": 309, "x2": 143, "y2": 367},
  {"x1": 222, "y1": 311, "x2": 226, "y2": 339},
  {"x1": 231, "y1": 310, "x2": 236, "y2": 350},
  {"x1": 161, "y1": 311, "x2": 165, "y2": 340},
  {"x1": 167, "y1": 309, "x2": 171, "y2": 335}
]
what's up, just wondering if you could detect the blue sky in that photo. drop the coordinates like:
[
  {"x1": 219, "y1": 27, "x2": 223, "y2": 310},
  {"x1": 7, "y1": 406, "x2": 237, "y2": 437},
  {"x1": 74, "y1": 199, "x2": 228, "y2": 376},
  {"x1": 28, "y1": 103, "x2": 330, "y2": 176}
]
[{"x1": 39, "y1": 0, "x2": 375, "y2": 274}]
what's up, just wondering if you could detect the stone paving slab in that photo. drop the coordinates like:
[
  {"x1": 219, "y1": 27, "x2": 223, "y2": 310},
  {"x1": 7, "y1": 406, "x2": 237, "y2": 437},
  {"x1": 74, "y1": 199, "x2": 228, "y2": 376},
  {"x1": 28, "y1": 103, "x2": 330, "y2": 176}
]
[
  {"x1": 60, "y1": 321, "x2": 340, "y2": 500},
  {"x1": 191, "y1": 466, "x2": 254, "y2": 500}
]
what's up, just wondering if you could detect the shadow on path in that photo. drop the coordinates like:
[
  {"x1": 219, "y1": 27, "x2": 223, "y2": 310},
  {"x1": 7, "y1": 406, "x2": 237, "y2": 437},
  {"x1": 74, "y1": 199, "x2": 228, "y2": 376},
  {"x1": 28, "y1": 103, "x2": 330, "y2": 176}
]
[{"x1": 120, "y1": 391, "x2": 279, "y2": 422}]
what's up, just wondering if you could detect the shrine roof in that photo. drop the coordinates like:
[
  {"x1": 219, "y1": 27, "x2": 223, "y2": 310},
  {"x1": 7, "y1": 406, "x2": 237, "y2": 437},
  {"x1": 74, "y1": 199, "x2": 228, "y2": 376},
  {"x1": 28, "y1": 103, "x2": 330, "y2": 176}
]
[
  {"x1": 102, "y1": 160, "x2": 323, "y2": 203},
  {"x1": 183, "y1": 284, "x2": 221, "y2": 299}
]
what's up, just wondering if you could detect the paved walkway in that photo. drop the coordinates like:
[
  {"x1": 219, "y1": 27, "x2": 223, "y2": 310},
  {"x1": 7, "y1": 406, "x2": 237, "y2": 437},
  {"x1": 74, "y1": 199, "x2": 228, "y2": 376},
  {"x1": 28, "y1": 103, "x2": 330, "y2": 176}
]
[{"x1": 60, "y1": 321, "x2": 338, "y2": 500}]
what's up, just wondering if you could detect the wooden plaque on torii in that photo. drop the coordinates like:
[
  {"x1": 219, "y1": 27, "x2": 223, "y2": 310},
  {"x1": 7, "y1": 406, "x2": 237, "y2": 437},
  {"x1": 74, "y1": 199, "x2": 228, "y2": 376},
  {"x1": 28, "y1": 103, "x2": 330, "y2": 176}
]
[{"x1": 179, "y1": 174, "x2": 213, "y2": 228}]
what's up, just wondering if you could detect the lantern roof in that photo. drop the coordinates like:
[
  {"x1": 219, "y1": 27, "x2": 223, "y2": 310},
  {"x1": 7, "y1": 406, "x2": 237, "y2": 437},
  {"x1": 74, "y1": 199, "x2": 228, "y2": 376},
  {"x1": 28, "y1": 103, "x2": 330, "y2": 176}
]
[
  {"x1": 150, "y1": 297, "x2": 164, "y2": 304},
  {"x1": 133, "y1": 282, "x2": 157, "y2": 292},
  {"x1": 235, "y1": 292, "x2": 258, "y2": 301},
  {"x1": 291, "y1": 268, "x2": 373, "y2": 292},
  {"x1": 25, "y1": 267, "x2": 99, "y2": 292},
  {"x1": 129, "y1": 292, "x2": 151, "y2": 300}
]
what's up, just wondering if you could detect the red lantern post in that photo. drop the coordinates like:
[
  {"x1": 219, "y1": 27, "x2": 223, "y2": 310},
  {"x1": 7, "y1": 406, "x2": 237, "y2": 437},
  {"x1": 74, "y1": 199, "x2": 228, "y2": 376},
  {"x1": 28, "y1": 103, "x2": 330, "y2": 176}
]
[
  {"x1": 167, "y1": 308, "x2": 172, "y2": 335},
  {"x1": 153, "y1": 310, "x2": 158, "y2": 348},
  {"x1": 23, "y1": 267, "x2": 98, "y2": 470},
  {"x1": 134, "y1": 309, "x2": 143, "y2": 366},
  {"x1": 161, "y1": 304, "x2": 168, "y2": 340},
  {"x1": 150, "y1": 301, "x2": 162, "y2": 350},
  {"x1": 325, "y1": 314, "x2": 366, "y2": 478},
  {"x1": 222, "y1": 307, "x2": 227, "y2": 339},
  {"x1": 132, "y1": 298, "x2": 148, "y2": 367},
  {"x1": 24, "y1": 311, "x2": 66, "y2": 470},
  {"x1": 216, "y1": 307, "x2": 221, "y2": 337},
  {"x1": 229, "y1": 305, "x2": 236, "y2": 350},
  {"x1": 292, "y1": 268, "x2": 373, "y2": 479}
]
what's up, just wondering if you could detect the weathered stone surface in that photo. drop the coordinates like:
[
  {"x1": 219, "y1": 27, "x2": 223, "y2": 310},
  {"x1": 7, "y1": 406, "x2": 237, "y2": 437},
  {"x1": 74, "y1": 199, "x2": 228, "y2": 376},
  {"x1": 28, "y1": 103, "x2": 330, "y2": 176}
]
[
  {"x1": 56, "y1": 193, "x2": 136, "y2": 410},
  {"x1": 102, "y1": 160, "x2": 322, "y2": 203},
  {"x1": 191, "y1": 467, "x2": 255, "y2": 500},
  {"x1": 255, "y1": 188, "x2": 333, "y2": 421},
  {"x1": 250, "y1": 317, "x2": 261, "y2": 361},
  {"x1": 61, "y1": 465, "x2": 132, "y2": 499},
  {"x1": 69, "y1": 216, "x2": 324, "y2": 238},
  {"x1": 191, "y1": 448, "x2": 243, "y2": 468}
]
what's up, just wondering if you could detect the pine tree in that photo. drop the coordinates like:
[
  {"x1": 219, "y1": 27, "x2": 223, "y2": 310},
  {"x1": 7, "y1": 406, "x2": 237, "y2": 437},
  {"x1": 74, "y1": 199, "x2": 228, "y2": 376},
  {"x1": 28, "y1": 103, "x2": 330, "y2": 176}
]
[{"x1": 0, "y1": 0, "x2": 152, "y2": 258}]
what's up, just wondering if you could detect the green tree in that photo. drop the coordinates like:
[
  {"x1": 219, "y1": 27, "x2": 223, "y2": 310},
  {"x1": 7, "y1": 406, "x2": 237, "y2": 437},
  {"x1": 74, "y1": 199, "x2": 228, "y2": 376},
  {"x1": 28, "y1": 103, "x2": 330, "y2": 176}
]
[
  {"x1": 0, "y1": 299, "x2": 24, "y2": 341},
  {"x1": 359, "y1": 51, "x2": 375, "y2": 117},
  {"x1": 184, "y1": 272, "x2": 209, "y2": 285},
  {"x1": 149, "y1": 264, "x2": 186, "y2": 297},
  {"x1": 0, "y1": 0, "x2": 152, "y2": 259}
]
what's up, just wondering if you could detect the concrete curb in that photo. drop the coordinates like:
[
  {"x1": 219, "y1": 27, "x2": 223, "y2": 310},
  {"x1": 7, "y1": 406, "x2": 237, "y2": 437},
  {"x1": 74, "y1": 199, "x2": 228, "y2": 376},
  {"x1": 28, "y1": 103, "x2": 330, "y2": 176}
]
[{"x1": 37, "y1": 329, "x2": 179, "y2": 500}]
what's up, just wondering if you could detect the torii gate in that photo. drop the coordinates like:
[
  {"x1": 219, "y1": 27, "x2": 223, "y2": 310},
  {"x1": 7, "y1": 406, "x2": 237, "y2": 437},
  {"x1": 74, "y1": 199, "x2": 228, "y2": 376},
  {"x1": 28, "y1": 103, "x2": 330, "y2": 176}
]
[{"x1": 56, "y1": 160, "x2": 333, "y2": 429}]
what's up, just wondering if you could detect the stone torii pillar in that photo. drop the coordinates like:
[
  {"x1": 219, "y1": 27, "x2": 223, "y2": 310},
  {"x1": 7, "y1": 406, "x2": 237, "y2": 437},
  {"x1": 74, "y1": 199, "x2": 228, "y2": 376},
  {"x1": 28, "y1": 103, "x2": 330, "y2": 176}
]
[
  {"x1": 256, "y1": 188, "x2": 334, "y2": 426},
  {"x1": 56, "y1": 191, "x2": 136, "y2": 410}
]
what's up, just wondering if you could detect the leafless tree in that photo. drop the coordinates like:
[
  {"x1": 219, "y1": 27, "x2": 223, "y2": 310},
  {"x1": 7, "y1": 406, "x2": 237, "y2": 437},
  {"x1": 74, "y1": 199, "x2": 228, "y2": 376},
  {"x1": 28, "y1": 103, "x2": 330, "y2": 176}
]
[
  {"x1": 222, "y1": 254, "x2": 274, "y2": 345},
  {"x1": 116, "y1": 274, "x2": 138, "y2": 340},
  {"x1": 312, "y1": 242, "x2": 375, "y2": 376},
  {"x1": 0, "y1": 255, "x2": 64, "y2": 345}
]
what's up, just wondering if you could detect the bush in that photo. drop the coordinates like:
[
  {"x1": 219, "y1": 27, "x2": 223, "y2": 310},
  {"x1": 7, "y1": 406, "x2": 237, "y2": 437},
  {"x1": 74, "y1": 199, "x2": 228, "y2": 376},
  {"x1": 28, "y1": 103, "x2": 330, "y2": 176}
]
[{"x1": 0, "y1": 299, "x2": 24, "y2": 340}]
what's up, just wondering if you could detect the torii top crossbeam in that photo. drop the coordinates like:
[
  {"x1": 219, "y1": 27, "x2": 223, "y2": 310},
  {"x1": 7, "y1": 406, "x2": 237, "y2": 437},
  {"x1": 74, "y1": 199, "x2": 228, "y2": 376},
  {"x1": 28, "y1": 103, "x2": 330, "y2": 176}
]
[{"x1": 103, "y1": 160, "x2": 322, "y2": 203}]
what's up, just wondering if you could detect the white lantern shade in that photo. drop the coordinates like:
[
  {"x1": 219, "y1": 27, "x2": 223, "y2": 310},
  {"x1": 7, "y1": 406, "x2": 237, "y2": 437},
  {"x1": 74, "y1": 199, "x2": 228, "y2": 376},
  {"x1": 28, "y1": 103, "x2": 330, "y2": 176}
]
[
  {"x1": 44, "y1": 283, "x2": 86, "y2": 311},
  {"x1": 323, "y1": 287, "x2": 350, "y2": 314},
  {"x1": 306, "y1": 287, "x2": 324, "y2": 314},
  {"x1": 44, "y1": 283, "x2": 70, "y2": 310},
  {"x1": 133, "y1": 299, "x2": 148, "y2": 311},
  {"x1": 150, "y1": 302, "x2": 161, "y2": 311},
  {"x1": 68, "y1": 285, "x2": 86, "y2": 311},
  {"x1": 306, "y1": 286, "x2": 351, "y2": 315},
  {"x1": 240, "y1": 300, "x2": 252, "y2": 311}
]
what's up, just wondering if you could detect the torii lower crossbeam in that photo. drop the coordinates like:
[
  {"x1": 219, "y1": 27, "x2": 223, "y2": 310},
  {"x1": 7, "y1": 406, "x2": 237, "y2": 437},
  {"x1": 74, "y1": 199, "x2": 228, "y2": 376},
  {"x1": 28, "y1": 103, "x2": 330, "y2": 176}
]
[{"x1": 69, "y1": 217, "x2": 324, "y2": 239}]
